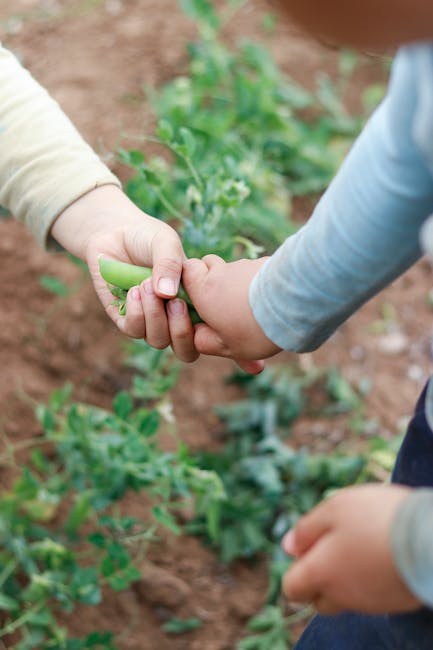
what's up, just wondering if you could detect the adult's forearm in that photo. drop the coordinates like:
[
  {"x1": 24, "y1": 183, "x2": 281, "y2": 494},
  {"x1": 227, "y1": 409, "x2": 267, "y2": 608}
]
[
  {"x1": 0, "y1": 44, "x2": 120, "y2": 248},
  {"x1": 51, "y1": 185, "x2": 151, "y2": 260}
]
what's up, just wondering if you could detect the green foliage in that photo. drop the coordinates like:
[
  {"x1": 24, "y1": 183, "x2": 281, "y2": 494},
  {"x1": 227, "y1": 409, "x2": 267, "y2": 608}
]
[
  {"x1": 123, "y1": 2, "x2": 361, "y2": 261},
  {"x1": 39, "y1": 275, "x2": 72, "y2": 298},
  {"x1": 4, "y1": 1, "x2": 385, "y2": 647},
  {"x1": 191, "y1": 364, "x2": 366, "y2": 566},
  {"x1": 0, "y1": 384, "x2": 223, "y2": 647},
  {"x1": 238, "y1": 606, "x2": 291, "y2": 650},
  {"x1": 162, "y1": 616, "x2": 203, "y2": 634}
]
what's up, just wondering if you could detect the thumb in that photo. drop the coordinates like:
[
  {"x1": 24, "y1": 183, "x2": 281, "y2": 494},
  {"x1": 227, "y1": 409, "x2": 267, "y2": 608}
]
[
  {"x1": 151, "y1": 229, "x2": 185, "y2": 299},
  {"x1": 194, "y1": 324, "x2": 265, "y2": 375},
  {"x1": 182, "y1": 258, "x2": 210, "y2": 305},
  {"x1": 287, "y1": 502, "x2": 332, "y2": 557},
  {"x1": 193, "y1": 322, "x2": 228, "y2": 357},
  {"x1": 123, "y1": 223, "x2": 185, "y2": 299}
]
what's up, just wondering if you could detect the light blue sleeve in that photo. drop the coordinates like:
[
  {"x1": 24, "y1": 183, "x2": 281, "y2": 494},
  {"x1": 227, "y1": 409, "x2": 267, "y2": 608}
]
[
  {"x1": 391, "y1": 489, "x2": 433, "y2": 607},
  {"x1": 249, "y1": 46, "x2": 433, "y2": 352}
]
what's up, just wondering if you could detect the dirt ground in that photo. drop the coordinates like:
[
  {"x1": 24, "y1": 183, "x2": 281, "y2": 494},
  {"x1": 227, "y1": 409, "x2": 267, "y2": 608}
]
[{"x1": 1, "y1": 1, "x2": 433, "y2": 648}]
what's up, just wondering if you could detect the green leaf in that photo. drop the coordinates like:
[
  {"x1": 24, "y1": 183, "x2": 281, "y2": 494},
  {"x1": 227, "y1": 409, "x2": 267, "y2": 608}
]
[
  {"x1": 66, "y1": 493, "x2": 91, "y2": 536},
  {"x1": 71, "y1": 568, "x2": 101, "y2": 606},
  {"x1": 133, "y1": 409, "x2": 160, "y2": 437},
  {"x1": 179, "y1": 127, "x2": 196, "y2": 157},
  {"x1": 163, "y1": 617, "x2": 202, "y2": 634},
  {"x1": 84, "y1": 631, "x2": 117, "y2": 648},
  {"x1": 39, "y1": 274, "x2": 70, "y2": 297},
  {"x1": 108, "y1": 565, "x2": 141, "y2": 591},
  {"x1": 156, "y1": 119, "x2": 174, "y2": 143},
  {"x1": 113, "y1": 391, "x2": 133, "y2": 420},
  {"x1": 35, "y1": 404, "x2": 56, "y2": 432},
  {"x1": 179, "y1": 0, "x2": 219, "y2": 29},
  {"x1": 0, "y1": 592, "x2": 19, "y2": 611},
  {"x1": 49, "y1": 383, "x2": 73, "y2": 412},
  {"x1": 88, "y1": 532, "x2": 107, "y2": 548},
  {"x1": 152, "y1": 505, "x2": 181, "y2": 534}
]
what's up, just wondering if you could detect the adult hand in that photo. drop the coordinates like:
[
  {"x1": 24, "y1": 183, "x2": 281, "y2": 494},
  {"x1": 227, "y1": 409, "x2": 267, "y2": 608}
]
[{"x1": 51, "y1": 185, "x2": 198, "y2": 362}]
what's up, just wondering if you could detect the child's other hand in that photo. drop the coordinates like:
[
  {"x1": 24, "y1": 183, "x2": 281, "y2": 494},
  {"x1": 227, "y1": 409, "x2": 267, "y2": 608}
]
[
  {"x1": 281, "y1": 484, "x2": 420, "y2": 614},
  {"x1": 52, "y1": 186, "x2": 198, "y2": 362},
  {"x1": 181, "y1": 255, "x2": 282, "y2": 362}
]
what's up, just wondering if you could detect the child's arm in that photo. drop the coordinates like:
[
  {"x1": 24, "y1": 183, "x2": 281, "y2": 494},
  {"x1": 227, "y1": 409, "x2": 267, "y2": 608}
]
[
  {"x1": 0, "y1": 44, "x2": 192, "y2": 353},
  {"x1": 280, "y1": 484, "x2": 431, "y2": 614},
  {"x1": 181, "y1": 47, "x2": 433, "y2": 361}
]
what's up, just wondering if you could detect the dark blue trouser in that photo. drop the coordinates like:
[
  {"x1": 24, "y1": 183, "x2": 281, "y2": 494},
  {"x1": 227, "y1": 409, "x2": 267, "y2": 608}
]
[{"x1": 295, "y1": 381, "x2": 433, "y2": 650}]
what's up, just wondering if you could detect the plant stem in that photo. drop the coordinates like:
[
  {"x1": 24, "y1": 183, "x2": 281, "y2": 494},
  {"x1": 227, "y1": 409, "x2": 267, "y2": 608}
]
[
  {"x1": 285, "y1": 605, "x2": 314, "y2": 625},
  {"x1": 155, "y1": 189, "x2": 186, "y2": 222},
  {"x1": 0, "y1": 561, "x2": 18, "y2": 589},
  {"x1": 0, "y1": 603, "x2": 44, "y2": 639}
]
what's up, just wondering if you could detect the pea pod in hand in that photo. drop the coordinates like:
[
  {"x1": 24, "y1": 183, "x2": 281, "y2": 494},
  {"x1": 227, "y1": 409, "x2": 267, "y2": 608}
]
[{"x1": 98, "y1": 256, "x2": 201, "y2": 323}]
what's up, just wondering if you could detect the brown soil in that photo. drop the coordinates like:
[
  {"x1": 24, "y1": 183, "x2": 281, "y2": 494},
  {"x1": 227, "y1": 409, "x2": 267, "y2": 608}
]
[{"x1": 0, "y1": 1, "x2": 432, "y2": 649}]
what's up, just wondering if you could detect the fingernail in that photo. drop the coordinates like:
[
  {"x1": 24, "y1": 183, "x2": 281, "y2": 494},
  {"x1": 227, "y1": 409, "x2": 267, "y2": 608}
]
[
  {"x1": 143, "y1": 279, "x2": 154, "y2": 295},
  {"x1": 129, "y1": 286, "x2": 140, "y2": 301},
  {"x1": 168, "y1": 299, "x2": 184, "y2": 316},
  {"x1": 282, "y1": 530, "x2": 297, "y2": 556},
  {"x1": 158, "y1": 278, "x2": 176, "y2": 296}
]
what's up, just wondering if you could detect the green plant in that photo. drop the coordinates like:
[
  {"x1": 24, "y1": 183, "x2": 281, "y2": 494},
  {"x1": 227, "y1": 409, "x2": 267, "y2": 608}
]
[
  {"x1": 162, "y1": 616, "x2": 203, "y2": 634},
  {"x1": 0, "y1": 383, "x2": 223, "y2": 648},
  {"x1": 122, "y1": 1, "x2": 361, "y2": 264},
  {"x1": 3, "y1": 1, "x2": 387, "y2": 647}
]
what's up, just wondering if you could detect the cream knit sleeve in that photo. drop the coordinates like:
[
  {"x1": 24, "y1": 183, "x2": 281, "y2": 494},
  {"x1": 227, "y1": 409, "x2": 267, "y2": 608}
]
[{"x1": 0, "y1": 44, "x2": 120, "y2": 248}]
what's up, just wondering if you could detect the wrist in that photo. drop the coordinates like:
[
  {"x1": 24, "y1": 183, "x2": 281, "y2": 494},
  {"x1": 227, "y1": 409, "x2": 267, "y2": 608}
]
[{"x1": 51, "y1": 185, "x2": 150, "y2": 259}]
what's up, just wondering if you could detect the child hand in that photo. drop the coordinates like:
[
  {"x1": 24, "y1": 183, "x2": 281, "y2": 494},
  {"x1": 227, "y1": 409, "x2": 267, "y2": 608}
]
[
  {"x1": 181, "y1": 255, "x2": 282, "y2": 362},
  {"x1": 51, "y1": 185, "x2": 198, "y2": 362},
  {"x1": 281, "y1": 484, "x2": 420, "y2": 614}
]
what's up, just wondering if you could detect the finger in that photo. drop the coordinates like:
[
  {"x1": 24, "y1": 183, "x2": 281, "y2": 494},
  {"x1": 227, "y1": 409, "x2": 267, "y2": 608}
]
[
  {"x1": 202, "y1": 254, "x2": 225, "y2": 269},
  {"x1": 282, "y1": 554, "x2": 322, "y2": 604},
  {"x1": 167, "y1": 299, "x2": 199, "y2": 363},
  {"x1": 182, "y1": 258, "x2": 209, "y2": 302},
  {"x1": 140, "y1": 278, "x2": 170, "y2": 349},
  {"x1": 194, "y1": 325, "x2": 264, "y2": 372},
  {"x1": 151, "y1": 231, "x2": 185, "y2": 299},
  {"x1": 312, "y1": 594, "x2": 341, "y2": 616},
  {"x1": 120, "y1": 286, "x2": 145, "y2": 339},
  {"x1": 234, "y1": 359, "x2": 265, "y2": 374},
  {"x1": 193, "y1": 323, "x2": 230, "y2": 357},
  {"x1": 281, "y1": 530, "x2": 298, "y2": 557},
  {"x1": 287, "y1": 503, "x2": 332, "y2": 557}
]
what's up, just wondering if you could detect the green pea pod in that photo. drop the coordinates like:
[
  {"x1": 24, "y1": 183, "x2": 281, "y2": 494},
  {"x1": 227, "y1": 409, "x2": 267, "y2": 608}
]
[
  {"x1": 98, "y1": 256, "x2": 201, "y2": 323},
  {"x1": 98, "y1": 256, "x2": 152, "y2": 289}
]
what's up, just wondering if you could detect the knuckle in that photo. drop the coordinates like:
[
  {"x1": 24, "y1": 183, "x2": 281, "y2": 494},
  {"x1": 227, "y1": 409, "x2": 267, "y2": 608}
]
[
  {"x1": 124, "y1": 319, "x2": 144, "y2": 340},
  {"x1": 148, "y1": 337, "x2": 170, "y2": 350},
  {"x1": 202, "y1": 253, "x2": 223, "y2": 265},
  {"x1": 156, "y1": 256, "x2": 182, "y2": 275},
  {"x1": 172, "y1": 326, "x2": 192, "y2": 342},
  {"x1": 176, "y1": 347, "x2": 199, "y2": 363},
  {"x1": 147, "y1": 306, "x2": 163, "y2": 320}
]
